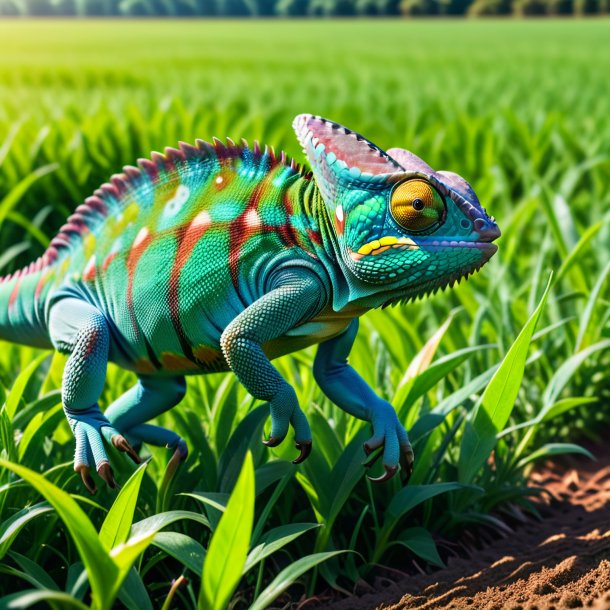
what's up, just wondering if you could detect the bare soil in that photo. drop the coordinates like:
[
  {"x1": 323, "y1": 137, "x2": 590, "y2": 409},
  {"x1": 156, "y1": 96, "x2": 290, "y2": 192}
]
[{"x1": 314, "y1": 446, "x2": 610, "y2": 610}]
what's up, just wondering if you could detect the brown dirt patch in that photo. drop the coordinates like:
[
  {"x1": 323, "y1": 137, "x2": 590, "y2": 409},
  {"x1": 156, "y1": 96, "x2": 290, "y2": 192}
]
[{"x1": 316, "y1": 447, "x2": 610, "y2": 610}]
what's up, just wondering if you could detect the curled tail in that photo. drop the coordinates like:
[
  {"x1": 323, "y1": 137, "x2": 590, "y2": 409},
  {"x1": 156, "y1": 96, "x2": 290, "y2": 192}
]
[{"x1": 0, "y1": 257, "x2": 55, "y2": 348}]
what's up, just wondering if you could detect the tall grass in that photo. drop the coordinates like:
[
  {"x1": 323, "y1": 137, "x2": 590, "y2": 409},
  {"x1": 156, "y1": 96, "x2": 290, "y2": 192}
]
[{"x1": 0, "y1": 19, "x2": 608, "y2": 608}]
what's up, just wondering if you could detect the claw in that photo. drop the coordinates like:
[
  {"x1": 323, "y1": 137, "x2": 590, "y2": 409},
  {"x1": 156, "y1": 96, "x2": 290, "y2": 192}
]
[
  {"x1": 111, "y1": 434, "x2": 142, "y2": 465},
  {"x1": 76, "y1": 465, "x2": 97, "y2": 495},
  {"x1": 367, "y1": 464, "x2": 400, "y2": 484},
  {"x1": 292, "y1": 440, "x2": 312, "y2": 465},
  {"x1": 97, "y1": 461, "x2": 119, "y2": 489},
  {"x1": 262, "y1": 436, "x2": 282, "y2": 448}
]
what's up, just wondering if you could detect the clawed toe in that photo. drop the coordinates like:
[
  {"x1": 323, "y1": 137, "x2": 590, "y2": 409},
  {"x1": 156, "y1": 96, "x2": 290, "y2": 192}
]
[
  {"x1": 97, "y1": 462, "x2": 119, "y2": 489},
  {"x1": 367, "y1": 464, "x2": 399, "y2": 484},
  {"x1": 76, "y1": 465, "x2": 97, "y2": 495},
  {"x1": 111, "y1": 434, "x2": 142, "y2": 465},
  {"x1": 292, "y1": 440, "x2": 312, "y2": 465},
  {"x1": 262, "y1": 436, "x2": 283, "y2": 448}
]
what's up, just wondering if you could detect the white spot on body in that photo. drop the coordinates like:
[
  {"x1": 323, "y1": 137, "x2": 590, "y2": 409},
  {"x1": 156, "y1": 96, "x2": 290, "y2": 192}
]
[
  {"x1": 215, "y1": 176, "x2": 224, "y2": 185},
  {"x1": 245, "y1": 208, "x2": 262, "y2": 230},
  {"x1": 165, "y1": 184, "x2": 190, "y2": 217},
  {"x1": 191, "y1": 210, "x2": 211, "y2": 230},
  {"x1": 133, "y1": 227, "x2": 150, "y2": 248},
  {"x1": 336, "y1": 205, "x2": 344, "y2": 223}
]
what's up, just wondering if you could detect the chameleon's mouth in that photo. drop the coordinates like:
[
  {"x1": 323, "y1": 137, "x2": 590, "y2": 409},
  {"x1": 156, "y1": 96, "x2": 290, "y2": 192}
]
[{"x1": 348, "y1": 237, "x2": 497, "y2": 262}]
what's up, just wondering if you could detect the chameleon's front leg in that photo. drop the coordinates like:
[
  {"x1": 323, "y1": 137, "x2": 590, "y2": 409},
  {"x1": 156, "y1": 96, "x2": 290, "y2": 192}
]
[
  {"x1": 220, "y1": 270, "x2": 327, "y2": 464},
  {"x1": 313, "y1": 318, "x2": 414, "y2": 483}
]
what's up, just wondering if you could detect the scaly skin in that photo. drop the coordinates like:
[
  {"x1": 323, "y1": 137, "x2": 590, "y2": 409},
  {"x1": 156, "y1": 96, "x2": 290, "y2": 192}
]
[{"x1": 0, "y1": 115, "x2": 500, "y2": 491}]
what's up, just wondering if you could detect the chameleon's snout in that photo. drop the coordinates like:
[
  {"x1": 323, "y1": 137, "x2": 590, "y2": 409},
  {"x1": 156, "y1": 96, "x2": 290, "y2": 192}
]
[{"x1": 473, "y1": 217, "x2": 501, "y2": 243}]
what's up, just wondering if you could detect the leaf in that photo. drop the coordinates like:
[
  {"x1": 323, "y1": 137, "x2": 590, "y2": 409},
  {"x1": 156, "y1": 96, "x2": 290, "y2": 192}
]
[
  {"x1": 458, "y1": 275, "x2": 552, "y2": 483},
  {"x1": 0, "y1": 460, "x2": 118, "y2": 610},
  {"x1": 2, "y1": 353, "x2": 49, "y2": 421},
  {"x1": 390, "y1": 527, "x2": 444, "y2": 568},
  {"x1": 199, "y1": 451, "x2": 255, "y2": 610},
  {"x1": 517, "y1": 443, "x2": 594, "y2": 469},
  {"x1": 576, "y1": 261, "x2": 610, "y2": 351},
  {"x1": 244, "y1": 523, "x2": 320, "y2": 574},
  {"x1": 541, "y1": 340, "x2": 610, "y2": 408},
  {"x1": 375, "y1": 482, "x2": 477, "y2": 563},
  {"x1": 0, "y1": 502, "x2": 53, "y2": 559},
  {"x1": 152, "y1": 531, "x2": 205, "y2": 575},
  {"x1": 0, "y1": 589, "x2": 89, "y2": 610},
  {"x1": 0, "y1": 164, "x2": 59, "y2": 227},
  {"x1": 248, "y1": 551, "x2": 350, "y2": 610},
  {"x1": 117, "y1": 567, "x2": 154, "y2": 610},
  {"x1": 99, "y1": 461, "x2": 149, "y2": 552}
]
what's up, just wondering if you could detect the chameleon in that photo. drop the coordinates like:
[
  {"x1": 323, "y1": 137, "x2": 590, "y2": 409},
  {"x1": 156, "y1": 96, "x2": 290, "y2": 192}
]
[{"x1": 0, "y1": 114, "x2": 500, "y2": 492}]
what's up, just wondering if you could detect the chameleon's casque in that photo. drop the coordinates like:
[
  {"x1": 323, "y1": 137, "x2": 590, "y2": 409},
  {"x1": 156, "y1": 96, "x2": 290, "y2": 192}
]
[{"x1": 0, "y1": 114, "x2": 500, "y2": 490}]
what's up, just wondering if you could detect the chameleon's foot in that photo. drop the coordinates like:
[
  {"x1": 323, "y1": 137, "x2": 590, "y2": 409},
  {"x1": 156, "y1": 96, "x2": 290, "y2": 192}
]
[
  {"x1": 263, "y1": 388, "x2": 313, "y2": 464},
  {"x1": 362, "y1": 401, "x2": 414, "y2": 484},
  {"x1": 66, "y1": 405, "x2": 141, "y2": 494}
]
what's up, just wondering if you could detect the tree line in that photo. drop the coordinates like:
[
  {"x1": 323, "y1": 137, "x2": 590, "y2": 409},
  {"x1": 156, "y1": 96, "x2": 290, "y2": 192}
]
[{"x1": 0, "y1": 0, "x2": 607, "y2": 17}]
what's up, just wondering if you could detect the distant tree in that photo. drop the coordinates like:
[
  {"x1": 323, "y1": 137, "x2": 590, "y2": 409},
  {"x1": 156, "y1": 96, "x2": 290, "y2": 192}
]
[
  {"x1": 275, "y1": 0, "x2": 308, "y2": 15},
  {"x1": 573, "y1": 0, "x2": 599, "y2": 12},
  {"x1": 400, "y1": 0, "x2": 437, "y2": 15},
  {"x1": 513, "y1": 0, "x2": 546, "y2": 14},
  {"x1": 467, "y1": 0, "x2": 511, "y2": 14},
  {"x1": 0, "y1": 0, "x2": 27, "y2": 14},
  {"x1": 436, "y1": 0, "x2": 472, "y2": 13},
  {"x1": 545, "y1": 0, "x2": 572, "y2": 12}
]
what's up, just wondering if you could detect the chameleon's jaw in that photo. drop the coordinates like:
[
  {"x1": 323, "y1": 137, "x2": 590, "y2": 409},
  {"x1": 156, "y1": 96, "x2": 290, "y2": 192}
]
[{"x1": 343, "y1": 237, "x2": 498, "y2": 292}]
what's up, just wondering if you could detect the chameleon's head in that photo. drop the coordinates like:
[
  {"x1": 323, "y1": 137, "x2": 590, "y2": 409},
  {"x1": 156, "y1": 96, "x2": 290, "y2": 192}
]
[{"x1": 293, "y1": 114, "x2": 500, "y2": 308}]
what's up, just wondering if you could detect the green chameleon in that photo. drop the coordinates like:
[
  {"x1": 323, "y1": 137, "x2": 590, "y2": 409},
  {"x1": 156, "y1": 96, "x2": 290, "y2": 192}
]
[{"x1": 0, "y1": 115, "x2": 499, "y2": 492}]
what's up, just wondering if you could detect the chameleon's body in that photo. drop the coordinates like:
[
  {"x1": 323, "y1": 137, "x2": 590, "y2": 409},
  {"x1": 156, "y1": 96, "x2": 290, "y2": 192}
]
[{"x1": 0, "y1": 115, "x2": 500, "y2": 491}]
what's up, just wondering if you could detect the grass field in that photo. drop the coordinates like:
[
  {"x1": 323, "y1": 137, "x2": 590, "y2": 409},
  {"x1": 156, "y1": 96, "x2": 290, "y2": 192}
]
[{"x1": 0, "y1": 19, "x2": 609, "y2": 610}]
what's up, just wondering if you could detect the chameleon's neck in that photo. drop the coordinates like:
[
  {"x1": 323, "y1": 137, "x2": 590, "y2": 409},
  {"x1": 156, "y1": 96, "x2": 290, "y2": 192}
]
[
  {"x1": 287, "y1": 175, "x2": 358, "y2": 312},
  {"x1": 287, "y1": 175, "x2": 339, "y2": 263}
]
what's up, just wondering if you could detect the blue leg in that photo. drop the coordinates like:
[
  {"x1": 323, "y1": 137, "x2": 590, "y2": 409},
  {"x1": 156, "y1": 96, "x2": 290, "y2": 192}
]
[
  {"x1": 104, "y1": 376, "x2": 188, "y2": 462},
  {"x1": 220, "y1": 270, "x2": 326, "y2": 464},
  {"x1": 313, "y1": 318, "x2": 413, "y2": 483},
  {"x1": 49, "y1": 298, "x2": 140, "y2": 493}
]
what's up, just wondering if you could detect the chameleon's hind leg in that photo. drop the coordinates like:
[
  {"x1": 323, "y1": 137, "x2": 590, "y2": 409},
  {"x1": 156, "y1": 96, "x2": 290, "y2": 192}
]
[
  {"x1": 49, "y1": 298, "x2": 141, "y2": 494},
  {"x1": 104, "y1": 375, "x2": 188, "y2": 465}
]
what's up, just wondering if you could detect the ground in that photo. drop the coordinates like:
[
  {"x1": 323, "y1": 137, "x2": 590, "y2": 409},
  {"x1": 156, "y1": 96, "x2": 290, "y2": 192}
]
[{"x1": 318, "y1": 446, "x2": 610, "y2": 610}]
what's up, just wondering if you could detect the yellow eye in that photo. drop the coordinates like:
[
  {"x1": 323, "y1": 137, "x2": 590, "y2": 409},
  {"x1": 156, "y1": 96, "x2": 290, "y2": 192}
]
[{"x1": 390, "y1": 179, "x2": 445, "y2": 232}]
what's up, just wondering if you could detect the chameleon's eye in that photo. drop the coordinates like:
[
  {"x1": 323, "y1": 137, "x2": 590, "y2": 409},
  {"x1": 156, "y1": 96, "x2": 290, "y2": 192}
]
[{"x1": 390, "y1": 179, "x2": 446, "y2": 233}]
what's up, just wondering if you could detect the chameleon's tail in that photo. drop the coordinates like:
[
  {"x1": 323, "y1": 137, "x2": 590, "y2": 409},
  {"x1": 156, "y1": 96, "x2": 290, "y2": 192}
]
[{"x1": 0, "y1": 259, "x2": 53, "y2": 348}]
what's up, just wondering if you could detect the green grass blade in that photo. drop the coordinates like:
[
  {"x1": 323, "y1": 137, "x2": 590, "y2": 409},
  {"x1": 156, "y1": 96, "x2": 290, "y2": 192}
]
[
  {"x1": 244, "y1": 523, "x2": 321, "y2": 575},
  {"x1": 99, "y1": 461, "x2": 149, "y2": 552},
  {"x1": 248, "y1": 551, "x2": 350, "y2": 610},
  {"x1": 152, "y1": 531, "x2": 205, "y2": 575},
  {"x1": 390, "y1": 527, "x2": 444, "y2": 568},
  {"x1": 199, "y1": 451, "x2": 255, "y2": 610},
  {"x1": 458, "y1": 275, "x2": 552, "y2": 483},
  {"x1": 0, "y1": 502, "x2": 53, "y2": 559},
  {"x1": 517, "y1": 443, "x2": 595, "y2": 469},
  {"x1": 0, "y1": 460, "x2": 118, "y2": 610},
  {"x1": 3, "y1": 353, "x2": 49, "y2": 421},
  {"x1": 0, "y1": 589, "x2": 89, "y2": 610}
]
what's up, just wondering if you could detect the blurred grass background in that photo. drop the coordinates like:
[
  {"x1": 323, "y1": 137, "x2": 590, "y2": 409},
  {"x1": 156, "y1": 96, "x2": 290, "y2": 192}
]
[{"x1": 0, "y1": 18, "x2": 609, "y2": 609}]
